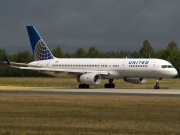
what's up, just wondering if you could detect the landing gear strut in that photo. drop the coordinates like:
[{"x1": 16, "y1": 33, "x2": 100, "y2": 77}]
[
  {"x1": 79, "y1": 84, "x2": 89, "y2": 89},
  {"x1": 104, "y1": 79, "x2": 115, "y2": 88},
  {"x1": 154, "y1": 78, "x2": 161, "y2": 89}
]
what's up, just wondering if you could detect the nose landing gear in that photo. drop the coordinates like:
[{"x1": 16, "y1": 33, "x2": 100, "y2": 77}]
[
  {"x1": 154, "y1": 78, "x2": 162, "y2": 89},
  {"x1": 154, "y1": 82, "x2": 160, "y2": 89}
]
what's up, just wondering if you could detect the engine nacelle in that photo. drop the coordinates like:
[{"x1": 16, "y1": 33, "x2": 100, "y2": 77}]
[
  {"x1": 123, "y1": 78, "x2": 147, "y2": 84},
  {"x1": 77, "y1": 73, "x2": 101, "y2": 85}
]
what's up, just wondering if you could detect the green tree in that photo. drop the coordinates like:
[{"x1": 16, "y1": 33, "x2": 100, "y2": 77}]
[
  {"x1": 16, "y1": 51, "x2": 32, "y2": 63},
  {"x1": 0, "y1": 48, "x2": 8, "y2": 76},
  {"x1": 164, "y1": 41, "x2": 180, "y2": 75},
  {"x1": 105, "y1": 51, "x2": 119, "y2": 58},
  {"x1": 74, "y1": 47, "x2": 87, "y2": 58},
  {"x1": 87, "y1": 46, "x2": 102, "y2": 58},
  {"x1": 52, "y1": 46, "x2": 64, "y2": 58},
  {"x1": 130, "y1": 51, "x2": 139, "y2": 58},
  {"x1": 64, "y1": 52, "x2": 72, "y2": 58},
  {"x1": 139, "y1": 40, "x2": 156, "y2": 58},
  {"x1": 156, "y1": 49, "x2": 166, "y2": 59},
  {"x1": 165, "y1": 41, "x2": 179, "y2": 61}
]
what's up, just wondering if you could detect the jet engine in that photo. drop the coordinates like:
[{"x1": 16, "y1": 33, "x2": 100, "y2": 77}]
[
  {"x1": 123, "y1": 78, "x2": 147, "y2": 84},
  {"x1": 77, "y1": 73, "x2": 101, "y2": 85}
]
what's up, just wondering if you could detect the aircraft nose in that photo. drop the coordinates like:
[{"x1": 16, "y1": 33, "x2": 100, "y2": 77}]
[
  {"x1": 172, "y1": 68, "x2": 178, "y2": 77},
  {"x1": 165, "y1": 68, "x2": 178, "y2": 78}
]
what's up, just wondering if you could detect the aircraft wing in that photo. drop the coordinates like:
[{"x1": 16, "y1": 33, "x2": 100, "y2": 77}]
[
  {"x1": 4, "y1": 55, "x2": 108, "y2": 75},
  {"x1": 20, "y1": 67, "x2": 109, "y2": 75}
]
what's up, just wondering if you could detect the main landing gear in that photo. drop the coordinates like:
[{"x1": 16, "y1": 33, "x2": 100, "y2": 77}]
[
  {"x1": 79, "y1": 84, "x2": 89, "y2": 89},
  {"x1": 154, "y1": 78, "x2": 162, "y2": 89},
  {"x1": 104, "y1": 79, "x2": 115, "y2": 88}
]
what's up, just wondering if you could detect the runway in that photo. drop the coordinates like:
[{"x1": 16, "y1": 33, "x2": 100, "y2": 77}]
[{"x1": 0, "y1": 89, "x2": 180, "y2": 97}]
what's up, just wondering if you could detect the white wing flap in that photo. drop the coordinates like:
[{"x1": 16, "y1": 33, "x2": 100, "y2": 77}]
[{"x1": 20, "y1": 67, "x2": 109, "y2": 75}]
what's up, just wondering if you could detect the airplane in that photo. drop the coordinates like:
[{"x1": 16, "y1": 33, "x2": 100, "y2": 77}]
[{"x1": 4, "y1": 26, "x2": 178, "y2": 89}]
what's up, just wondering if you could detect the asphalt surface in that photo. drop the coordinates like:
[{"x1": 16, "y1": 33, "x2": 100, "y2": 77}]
[{"x1": 0, "y1": 89, "x2": 180, "y2": 97}]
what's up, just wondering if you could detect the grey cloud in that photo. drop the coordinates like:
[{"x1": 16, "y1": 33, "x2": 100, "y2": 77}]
[{"x1": 1, "y1": 0, "x2": 180, "y2": 53}]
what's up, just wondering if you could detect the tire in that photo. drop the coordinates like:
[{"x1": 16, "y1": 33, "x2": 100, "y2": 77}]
[
  {"x1": 85, "y1": 84, "x2": 89, "y2": 88},
  {"x1": 79, "y1": 84, "x2": 82, "y2": 88},
  {"x1": 111, "y1": 84, "x2": 115, "y2": 88},
  {"x1": 104, "y1": 83, "x2": 108, "y2": 88},
  {"x1": 154, "y1": 86, "x2": 160, "y2": 89}
]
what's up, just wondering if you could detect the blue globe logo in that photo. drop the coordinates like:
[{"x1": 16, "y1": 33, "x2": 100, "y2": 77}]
[{"x1": 34, "y1": 40, "x2": 54, "y2": 61}]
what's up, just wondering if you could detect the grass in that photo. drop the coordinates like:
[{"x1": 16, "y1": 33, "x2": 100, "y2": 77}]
[
  {"x1": 0, "y1": 94, "x2": 179, "y2": 134},
  {"x1": 0, "y1": 76, "x2": 179, "y2": 134},
  {"x1": 0, "y1": 76, "x2": 180, "y2": 89}
]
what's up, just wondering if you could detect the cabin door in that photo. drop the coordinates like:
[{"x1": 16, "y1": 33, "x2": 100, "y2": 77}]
[
  {"x1": 121, "y1": 62, "x2": 125, "y2": 71},
  {"x1": 153, "y1": 63, "x2": 156, "y2": 70}
]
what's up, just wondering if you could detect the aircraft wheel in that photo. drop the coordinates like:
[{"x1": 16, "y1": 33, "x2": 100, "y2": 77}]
[
  {"x1": 104, "y1": 83, "x2": 108, "y2": 88},
  {"x1": 104, "y1": 83, "x2": 115, "y2": 88},
  {"x1": 105, "y1": 79, "x2": 115, "y2": 88},
  {"x1": 79, "y1": 84, "x2": 89, "y2": 89},
  {"x1": 154, "y1": 79, "x2": 161, "y2": 89},
  {"x1": 79, "y1": 84, "x2": 83, "y2": 88},
  {"x1": 85, "y1": 84, "x2": 89, "y2": 88},
  {"x1": 111, "y1": 83, "x2": 115, "y2": 88},
  {"x1": 154, "y1": 86, "x2": 160, "y2": 89}
]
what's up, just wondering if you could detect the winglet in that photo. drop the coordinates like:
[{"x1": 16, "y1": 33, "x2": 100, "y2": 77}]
[{"x1": 4, "y1": 55, "x2": 12, "y2": 66}]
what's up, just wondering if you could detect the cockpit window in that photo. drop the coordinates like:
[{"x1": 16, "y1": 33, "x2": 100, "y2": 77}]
[{"x1": 161, "y1": 65, "x2": 173, "y2": 68}]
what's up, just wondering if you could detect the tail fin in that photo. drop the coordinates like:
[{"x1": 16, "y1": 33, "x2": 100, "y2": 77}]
[{"x1": 26, "y1": 26, "x2": 54, "y2": 61}]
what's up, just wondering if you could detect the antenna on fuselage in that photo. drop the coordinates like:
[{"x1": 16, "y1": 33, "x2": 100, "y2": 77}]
[{"x1": 126, "y1": 51, "x2": 130, "y2": 59}]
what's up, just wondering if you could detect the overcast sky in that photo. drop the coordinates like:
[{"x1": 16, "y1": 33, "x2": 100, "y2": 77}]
[{"x1": 1, "y1": 0, "x2": 180, "y2": 54}]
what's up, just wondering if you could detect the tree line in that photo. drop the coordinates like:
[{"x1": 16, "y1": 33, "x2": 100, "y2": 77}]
[{"x1": 0, "y1": 39, "x2": 179, "y2": 77}]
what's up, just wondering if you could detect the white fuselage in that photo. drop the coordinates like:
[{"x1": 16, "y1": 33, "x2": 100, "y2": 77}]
[{"x1": 29, "y1": 58, "x2": 178, "y2": 79}]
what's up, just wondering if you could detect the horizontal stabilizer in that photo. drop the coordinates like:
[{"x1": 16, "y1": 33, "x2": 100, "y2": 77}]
[
  {"x1": 7, "y1": 62, "x2": 41, "y2": 67},
  {"x1": 4, "y1": 55, "x2": 41, "y2": 68},
  {"x1": 4, "y1": 55, "x2": 12, "y2": 66}
]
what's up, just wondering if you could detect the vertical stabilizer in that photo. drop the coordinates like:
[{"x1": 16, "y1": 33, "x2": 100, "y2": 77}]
[{"x1": 26, "y1": 26, "x2": 54, "y2": 61}]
